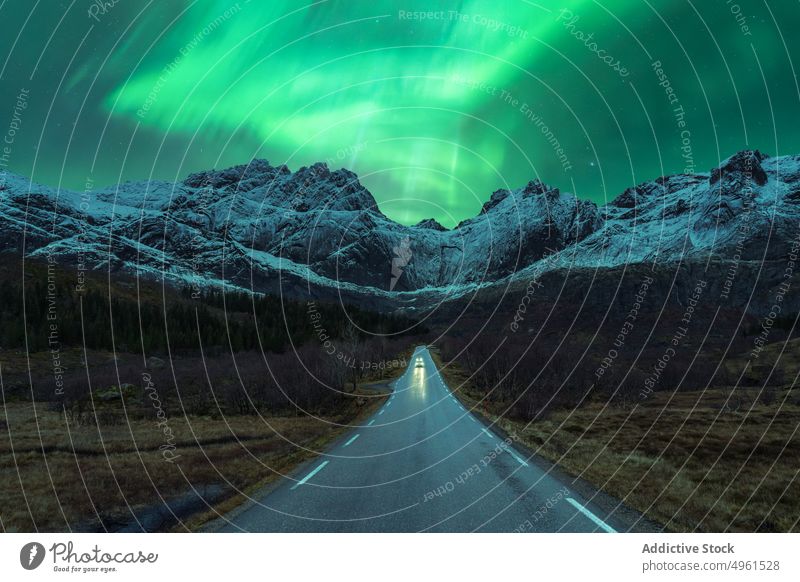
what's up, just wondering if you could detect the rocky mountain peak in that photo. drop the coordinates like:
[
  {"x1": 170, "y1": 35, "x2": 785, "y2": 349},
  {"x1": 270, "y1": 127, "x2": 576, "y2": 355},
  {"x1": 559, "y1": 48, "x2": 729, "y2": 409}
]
[
  {"x1": 522, "y1": 179, "x2": 559, "y2": 199},
  {"x1": 481, "y1": 188, "x2": 513, "y2": 213},
  {"x1": 414, "y1": 218, "x2": 447, "y2": 231},
  {"x1": 179, "y1": 159, "x2": 381, "y2": 214},
  {"x1": 710, "y1": 149, "x2": 768, "y2": 186},
  {"x1": 182, "y1": 159, "x2": 287, "y2": 191}
]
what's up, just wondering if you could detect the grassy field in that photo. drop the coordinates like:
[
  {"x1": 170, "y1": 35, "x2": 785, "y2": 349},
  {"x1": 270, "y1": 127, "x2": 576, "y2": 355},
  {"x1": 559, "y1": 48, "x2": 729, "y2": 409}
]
[
  {"x1": 0, "y1": 395, "x2": 385, "y2": 532},
  {"x1": 0, "y1": 346, "x2": 415, "y2": 532},
  {"x1": 431, "y1": 348, "x2": 800, "y2": 533}
]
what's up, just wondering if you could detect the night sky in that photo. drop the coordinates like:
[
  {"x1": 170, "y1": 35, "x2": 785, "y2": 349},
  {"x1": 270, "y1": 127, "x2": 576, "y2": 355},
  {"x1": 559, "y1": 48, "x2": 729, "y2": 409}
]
[{"x1": 1, "y1": 1, "x2": 798, "y2": 227}]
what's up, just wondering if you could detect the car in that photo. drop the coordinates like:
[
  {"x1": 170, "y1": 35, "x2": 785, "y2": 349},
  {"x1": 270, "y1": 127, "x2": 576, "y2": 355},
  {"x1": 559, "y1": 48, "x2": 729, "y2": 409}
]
[{"x1": 415, "y1": 357, "x2": 424, "y2": 368}]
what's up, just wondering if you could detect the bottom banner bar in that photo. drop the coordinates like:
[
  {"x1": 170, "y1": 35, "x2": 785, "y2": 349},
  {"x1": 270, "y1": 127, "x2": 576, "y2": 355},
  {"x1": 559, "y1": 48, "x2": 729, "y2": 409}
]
[{"x1": 1, "y1": 533, "x2": 797, "y2": 581}]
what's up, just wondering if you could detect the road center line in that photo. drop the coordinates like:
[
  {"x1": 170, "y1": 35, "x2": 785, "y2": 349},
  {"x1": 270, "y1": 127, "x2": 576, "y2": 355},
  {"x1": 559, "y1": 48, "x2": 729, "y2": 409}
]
[
  {"x1": 566, "y1": 498, "x2": 617, "y2": 533},
  {"x1": 290, "y1": 460, "x2": 329, "y2": 490},
  {"x1": 343, "y1": 434, "x2": 360, "y2": 447},
  {"x1": 367, "y1": 419, "x2": 375, "y2": 426},
  {"x1": 378, "y1": 409, "x2": 384, "y2": 416}
]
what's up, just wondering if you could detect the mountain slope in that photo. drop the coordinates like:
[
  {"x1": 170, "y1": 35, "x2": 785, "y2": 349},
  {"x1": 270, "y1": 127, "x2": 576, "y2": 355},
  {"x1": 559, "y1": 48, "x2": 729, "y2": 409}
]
[{"x1": 1, "y1": 150, "x2": 798, "y2": 311}]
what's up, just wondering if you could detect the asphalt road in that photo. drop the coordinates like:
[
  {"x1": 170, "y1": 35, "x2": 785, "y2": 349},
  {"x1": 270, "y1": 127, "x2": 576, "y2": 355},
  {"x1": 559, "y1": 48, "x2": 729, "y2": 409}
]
[{"x1": 219, "y1": 346, "x2": 631, "y2": 532}]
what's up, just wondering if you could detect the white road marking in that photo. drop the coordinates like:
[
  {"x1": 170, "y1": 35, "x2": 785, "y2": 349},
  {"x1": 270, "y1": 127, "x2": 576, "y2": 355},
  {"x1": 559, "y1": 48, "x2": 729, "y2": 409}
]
[
  {"x1": 343, "y1": 434, "x2": 360, "y2": 447},
  {"x1": 367, "y1": 420, "x2": 375, "y2": 426},
  {"x1": 378, "y1": 409, "x2": 384, "y2": 416},
  {"x1": 505, "y1": 448, "x2": 529, "y2": 467},
  {"x1": 566, "y1": 498, "x2": 617, "y2": 533},
  {"x1": 290, "y1": 460, "x2": 329, "y2": 490},
  {"x1": 469, "y1": 416, "x2": 478, "y2": 423},
  {"x1": 479, "y1": 427, "x2": 529, "y2": 466}
]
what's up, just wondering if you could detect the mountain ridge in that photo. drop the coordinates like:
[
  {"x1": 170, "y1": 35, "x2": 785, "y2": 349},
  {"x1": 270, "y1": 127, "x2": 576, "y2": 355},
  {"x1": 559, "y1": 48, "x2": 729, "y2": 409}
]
[{"x1": 1, "y1": 149, "x2": 798, "y2": 312}]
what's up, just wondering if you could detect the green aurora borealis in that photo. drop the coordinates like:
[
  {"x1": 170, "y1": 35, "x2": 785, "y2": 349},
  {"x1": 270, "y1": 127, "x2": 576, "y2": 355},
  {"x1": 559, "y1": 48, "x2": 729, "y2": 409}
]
[{"x1": 2, "y1": 0, "x2": 799, "y2": 227}]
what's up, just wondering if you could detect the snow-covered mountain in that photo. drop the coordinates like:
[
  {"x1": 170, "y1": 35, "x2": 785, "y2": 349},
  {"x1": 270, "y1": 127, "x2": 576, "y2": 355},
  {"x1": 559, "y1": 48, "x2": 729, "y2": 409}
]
[{"x1": 1, "y1": 150, "x2": 798, "y2": 311}]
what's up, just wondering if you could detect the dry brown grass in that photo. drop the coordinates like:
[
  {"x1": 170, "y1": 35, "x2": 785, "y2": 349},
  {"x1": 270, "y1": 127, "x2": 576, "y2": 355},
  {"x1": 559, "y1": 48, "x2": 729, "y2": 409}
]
[
  {"x1": 0, "y1": 342, "x2": 415, "y2": 532},
  {"x1": 432, "y1": 348, "x2": 800, "y2": 533},
  {"x1": 0, "y1": 389, "x2": 385, "y2": 532}
]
